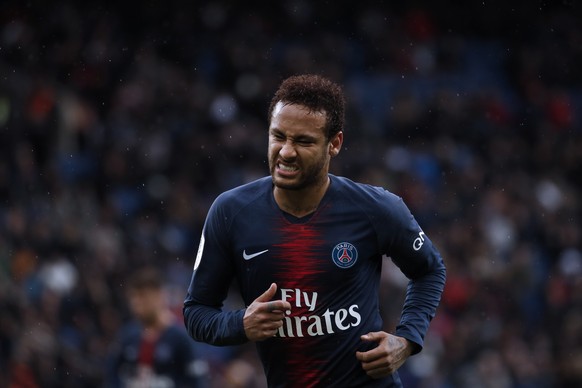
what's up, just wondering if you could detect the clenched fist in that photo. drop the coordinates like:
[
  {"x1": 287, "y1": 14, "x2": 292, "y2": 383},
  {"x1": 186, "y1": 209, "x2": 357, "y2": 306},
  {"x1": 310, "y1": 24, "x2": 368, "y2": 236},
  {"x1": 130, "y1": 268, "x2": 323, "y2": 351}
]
[{"x1": 243, "y1": 283, "x2": 292, "y2": 341}]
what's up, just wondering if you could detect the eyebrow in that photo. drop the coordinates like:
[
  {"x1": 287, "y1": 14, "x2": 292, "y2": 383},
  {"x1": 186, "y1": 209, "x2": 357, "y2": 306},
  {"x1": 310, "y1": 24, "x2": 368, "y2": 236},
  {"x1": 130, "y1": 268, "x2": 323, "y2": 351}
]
[{"x1": 270, "y1": 129, "x2": 318, "y2": 142}]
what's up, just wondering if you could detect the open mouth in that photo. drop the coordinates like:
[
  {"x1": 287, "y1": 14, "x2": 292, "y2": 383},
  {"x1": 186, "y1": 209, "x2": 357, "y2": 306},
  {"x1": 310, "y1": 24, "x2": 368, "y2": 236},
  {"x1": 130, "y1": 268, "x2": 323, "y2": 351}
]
[{"x1": 276, "y1": 162, "x2": 299, "y2": 176}]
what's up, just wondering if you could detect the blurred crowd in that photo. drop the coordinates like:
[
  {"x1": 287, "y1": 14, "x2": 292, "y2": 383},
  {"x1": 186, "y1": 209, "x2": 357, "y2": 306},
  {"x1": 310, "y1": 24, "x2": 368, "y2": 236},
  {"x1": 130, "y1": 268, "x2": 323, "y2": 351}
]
[{"x1": 1, "y1": 0, "x2": 581, "y2": 387}]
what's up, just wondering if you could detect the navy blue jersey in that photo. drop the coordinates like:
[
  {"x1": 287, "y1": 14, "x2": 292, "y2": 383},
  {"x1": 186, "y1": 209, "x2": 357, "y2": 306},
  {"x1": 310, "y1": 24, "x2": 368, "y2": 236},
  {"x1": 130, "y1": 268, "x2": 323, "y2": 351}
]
[
  {"x1": 106, "y1": 321, "x2": 201, "y2": 388},
  {"x1": 184, "y1": 175, "x2": 446, "y2": 387}
]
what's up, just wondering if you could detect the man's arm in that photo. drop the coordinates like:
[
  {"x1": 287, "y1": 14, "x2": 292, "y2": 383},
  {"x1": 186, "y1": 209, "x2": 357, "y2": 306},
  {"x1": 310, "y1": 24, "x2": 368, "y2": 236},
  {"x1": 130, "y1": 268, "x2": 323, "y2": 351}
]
[
  {"x1": 355, "y1": 251, "x2": 445, "y2": 378},
  {"x1": 183, "y1": 199, "x2": 250, "y2": 346},
  {"x1": 384, "y1": 194, "x2": 447, "y2": 351},
  {"x1": 394, "y1": 262, "x2": 447, "y2": 352},
  {"x1": 182, "y1": 300, "x2": 248, "y2": 346},
  {"x1": 184, "y1": 282, "x2": 292, "y2": 345}
]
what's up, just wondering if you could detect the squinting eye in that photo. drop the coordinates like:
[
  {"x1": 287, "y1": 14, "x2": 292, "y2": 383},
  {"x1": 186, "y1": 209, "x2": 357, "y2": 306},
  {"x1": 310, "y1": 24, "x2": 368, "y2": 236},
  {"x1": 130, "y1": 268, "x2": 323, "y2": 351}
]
[{"x1": 297, "y1": 139, "x2": 313, "y2": 145}]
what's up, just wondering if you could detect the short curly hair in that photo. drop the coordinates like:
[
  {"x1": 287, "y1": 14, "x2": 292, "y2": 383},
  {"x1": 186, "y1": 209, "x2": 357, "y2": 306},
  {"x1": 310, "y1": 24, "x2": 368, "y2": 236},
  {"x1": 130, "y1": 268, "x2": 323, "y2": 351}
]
[{"x1": 268, "y1": 74, "x2": 346, "y2": 140}]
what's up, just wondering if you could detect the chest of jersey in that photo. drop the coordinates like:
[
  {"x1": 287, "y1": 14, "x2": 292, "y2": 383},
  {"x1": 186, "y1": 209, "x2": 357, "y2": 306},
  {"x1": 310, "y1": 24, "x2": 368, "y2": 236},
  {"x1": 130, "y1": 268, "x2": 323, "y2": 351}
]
[{"x1": 230, "y1": 201, "x2": 382, "y2": 311}]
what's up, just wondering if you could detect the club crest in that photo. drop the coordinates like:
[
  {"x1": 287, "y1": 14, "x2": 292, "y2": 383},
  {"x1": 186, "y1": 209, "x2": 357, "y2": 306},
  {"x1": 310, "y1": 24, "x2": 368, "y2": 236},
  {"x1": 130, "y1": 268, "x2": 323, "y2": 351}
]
[{"x1": 331, "y1": 242, "x2": 358, "y2": 269}]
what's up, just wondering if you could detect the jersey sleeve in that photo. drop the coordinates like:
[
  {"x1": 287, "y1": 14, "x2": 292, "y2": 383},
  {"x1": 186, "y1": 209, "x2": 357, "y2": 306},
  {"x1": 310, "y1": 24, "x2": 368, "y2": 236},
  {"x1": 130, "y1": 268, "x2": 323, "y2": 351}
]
[
  {"x1": 379, "y1": 192, "x2": 446, "y2": 352},
  {"x1": 183, "y1": 196, "x2": 248, "y2": 346}
]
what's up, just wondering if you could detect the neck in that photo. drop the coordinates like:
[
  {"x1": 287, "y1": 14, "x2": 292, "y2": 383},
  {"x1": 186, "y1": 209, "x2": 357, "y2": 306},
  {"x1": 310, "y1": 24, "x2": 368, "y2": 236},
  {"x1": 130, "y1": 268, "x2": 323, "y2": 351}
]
[{"x1": 274, "y1": 176, "x2": 330, "y2": 217}]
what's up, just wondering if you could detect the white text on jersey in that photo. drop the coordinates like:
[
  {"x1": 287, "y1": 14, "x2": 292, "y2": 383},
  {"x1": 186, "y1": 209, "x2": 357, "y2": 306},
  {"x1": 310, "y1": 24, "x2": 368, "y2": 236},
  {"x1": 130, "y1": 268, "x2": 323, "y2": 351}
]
[{"x1": 275, "y1": 287, "x2": 361, "y2": 338}]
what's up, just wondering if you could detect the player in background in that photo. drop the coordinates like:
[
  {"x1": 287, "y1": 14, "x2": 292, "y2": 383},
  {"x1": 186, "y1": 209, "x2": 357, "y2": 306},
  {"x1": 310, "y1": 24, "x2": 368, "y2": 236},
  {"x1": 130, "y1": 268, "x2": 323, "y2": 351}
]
[
  {"x1": 184, "y1": 74, "x2": 446, "y2": 387},
  {"x1": 107, "y1": 266, "x2": 207, "y2": 387}
]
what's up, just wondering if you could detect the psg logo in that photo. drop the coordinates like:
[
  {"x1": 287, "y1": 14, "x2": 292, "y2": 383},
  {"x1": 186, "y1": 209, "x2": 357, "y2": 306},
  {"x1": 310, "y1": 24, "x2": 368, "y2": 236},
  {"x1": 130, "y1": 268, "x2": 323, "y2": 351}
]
[{"x1": 331, "y1": 242, "x2": 358, "y2": 269}]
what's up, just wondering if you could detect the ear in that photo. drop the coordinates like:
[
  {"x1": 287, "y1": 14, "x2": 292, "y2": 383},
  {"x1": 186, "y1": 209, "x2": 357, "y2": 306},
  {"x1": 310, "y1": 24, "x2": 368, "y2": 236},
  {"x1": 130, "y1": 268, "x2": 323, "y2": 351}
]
[{"x1": 329, "y1": 131, "x2": 343, "y2": 157}]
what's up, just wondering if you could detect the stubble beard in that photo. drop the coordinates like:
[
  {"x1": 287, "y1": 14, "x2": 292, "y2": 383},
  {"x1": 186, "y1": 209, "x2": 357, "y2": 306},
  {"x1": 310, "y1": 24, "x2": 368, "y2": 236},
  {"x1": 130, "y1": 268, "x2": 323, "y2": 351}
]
[{"x1": 269, "y1": 156, "x2": 328, "y2": 191}]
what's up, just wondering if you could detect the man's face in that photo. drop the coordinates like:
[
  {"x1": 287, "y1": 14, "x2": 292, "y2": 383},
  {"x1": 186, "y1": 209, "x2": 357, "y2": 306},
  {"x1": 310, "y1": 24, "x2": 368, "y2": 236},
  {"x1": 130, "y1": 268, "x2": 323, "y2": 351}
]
[
  {"x1": 127, "y1": 287, "x2": 163, "y2": 326},
  {"x1": 268, "y1": 102, "x2": 342, "y2": 191}
]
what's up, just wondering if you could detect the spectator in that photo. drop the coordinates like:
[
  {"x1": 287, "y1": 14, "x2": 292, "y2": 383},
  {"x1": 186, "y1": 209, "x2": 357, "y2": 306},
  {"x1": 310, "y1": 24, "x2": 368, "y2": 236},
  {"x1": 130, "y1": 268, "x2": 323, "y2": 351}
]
[{"x1": 106, "y1": 266, "x2": 207, "y2": 387}]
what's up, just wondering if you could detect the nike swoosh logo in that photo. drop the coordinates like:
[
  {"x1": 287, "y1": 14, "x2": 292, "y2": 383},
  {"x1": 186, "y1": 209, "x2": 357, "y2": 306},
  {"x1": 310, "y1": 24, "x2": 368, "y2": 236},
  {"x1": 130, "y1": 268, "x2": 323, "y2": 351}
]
[{"x1": 243, "y1": 249, "x2": 269, "y2": 260}]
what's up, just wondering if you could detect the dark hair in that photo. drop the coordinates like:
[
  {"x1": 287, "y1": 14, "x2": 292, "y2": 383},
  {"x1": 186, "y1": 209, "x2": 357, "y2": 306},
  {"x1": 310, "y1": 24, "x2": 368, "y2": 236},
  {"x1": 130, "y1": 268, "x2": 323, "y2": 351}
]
[
  {"x1": 127, "y1": 266, "x2": 163, "y2": 290},
  {"x1": 268, "y1": 74, "x2": 346, "y2": 140}
]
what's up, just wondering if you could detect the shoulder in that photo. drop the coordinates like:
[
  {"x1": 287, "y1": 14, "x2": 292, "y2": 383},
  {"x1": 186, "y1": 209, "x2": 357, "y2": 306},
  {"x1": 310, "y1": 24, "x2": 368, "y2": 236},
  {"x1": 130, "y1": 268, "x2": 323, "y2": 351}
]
[
  {"x1": 205, "y1": 177, "x2": 272, "y2": 230},
  {"x1": 330, "y1": 174, "x2": 412, "y2": 224},
  {"x1": 211, "y1": 176, "x2": 272, "y2": 211},
  {"x1": 331, "y1": 174, "x2": 402, "y2": 206}
]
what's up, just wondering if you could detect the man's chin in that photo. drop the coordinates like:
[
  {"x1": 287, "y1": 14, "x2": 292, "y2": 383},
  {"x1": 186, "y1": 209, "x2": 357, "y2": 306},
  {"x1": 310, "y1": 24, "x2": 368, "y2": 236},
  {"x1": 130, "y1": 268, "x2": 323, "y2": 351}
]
[{"x1": 271, "y1": 176, "x2": 303, "y2": 191}]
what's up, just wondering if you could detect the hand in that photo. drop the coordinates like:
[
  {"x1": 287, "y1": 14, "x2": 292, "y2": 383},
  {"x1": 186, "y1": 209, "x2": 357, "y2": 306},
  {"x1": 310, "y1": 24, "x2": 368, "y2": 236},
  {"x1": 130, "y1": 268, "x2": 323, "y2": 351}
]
[
  {"x1": 355, "y1": 332, "x2": 414, "y2": 379},
  {"x1": 243, "y1": 283, "x2": 292, "y2": 342}
]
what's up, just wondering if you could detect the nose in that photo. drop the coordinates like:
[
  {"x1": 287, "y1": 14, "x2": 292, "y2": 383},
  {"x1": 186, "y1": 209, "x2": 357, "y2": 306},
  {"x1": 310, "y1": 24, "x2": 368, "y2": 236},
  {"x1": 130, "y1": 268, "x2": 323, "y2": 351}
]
[{"x1": 279, "y1": 141, "x2": 297, "y2": 159}]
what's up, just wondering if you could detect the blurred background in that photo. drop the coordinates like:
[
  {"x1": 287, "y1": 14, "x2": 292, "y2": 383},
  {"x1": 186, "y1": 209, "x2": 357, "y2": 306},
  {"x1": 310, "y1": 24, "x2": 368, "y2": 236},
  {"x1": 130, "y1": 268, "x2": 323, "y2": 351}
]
[{"x1": 1, "y1": 0, "x2": 581, "y2": 387}]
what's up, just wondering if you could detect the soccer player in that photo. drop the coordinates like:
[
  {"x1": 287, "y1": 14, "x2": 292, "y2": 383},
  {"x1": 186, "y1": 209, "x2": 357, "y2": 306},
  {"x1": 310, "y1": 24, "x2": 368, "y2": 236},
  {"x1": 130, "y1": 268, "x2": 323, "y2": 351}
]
[
  {"x1": 107, "y1": 266, "x2": 205, "y2": 387},
  {"x1": 183, "y1": 74, "x2": 446, "y2": 387}
]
